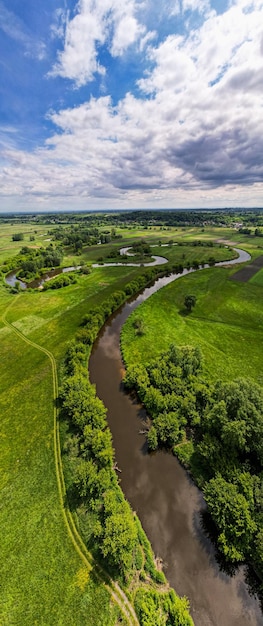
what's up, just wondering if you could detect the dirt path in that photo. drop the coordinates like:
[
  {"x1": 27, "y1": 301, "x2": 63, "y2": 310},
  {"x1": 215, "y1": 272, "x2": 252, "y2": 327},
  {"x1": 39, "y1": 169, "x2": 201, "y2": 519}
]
[{"x1": 2, "y1": 295, "x2": 140, "y2": 626}]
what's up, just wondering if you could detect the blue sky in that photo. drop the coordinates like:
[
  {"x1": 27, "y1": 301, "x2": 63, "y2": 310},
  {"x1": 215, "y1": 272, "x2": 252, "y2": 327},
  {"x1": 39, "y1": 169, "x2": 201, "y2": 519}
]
[{"x1": 0, "y1": 0, "x2": 263, "y2": 212}]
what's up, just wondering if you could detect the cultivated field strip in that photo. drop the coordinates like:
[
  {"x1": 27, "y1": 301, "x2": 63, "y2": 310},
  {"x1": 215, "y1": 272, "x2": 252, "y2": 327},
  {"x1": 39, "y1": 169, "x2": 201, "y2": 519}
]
[{"x1": 2, "y1": 294, "x2": 139, "y2": 626}]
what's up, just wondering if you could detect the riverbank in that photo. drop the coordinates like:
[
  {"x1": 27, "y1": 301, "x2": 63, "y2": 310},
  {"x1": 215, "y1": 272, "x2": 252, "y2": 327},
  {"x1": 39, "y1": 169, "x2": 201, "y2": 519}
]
[{"x1": 89, "y1": 250, "x2": 263, "y2": 626}]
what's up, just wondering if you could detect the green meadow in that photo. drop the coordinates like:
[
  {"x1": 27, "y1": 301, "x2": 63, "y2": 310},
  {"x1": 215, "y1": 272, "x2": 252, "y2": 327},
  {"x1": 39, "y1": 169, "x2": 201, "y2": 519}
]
[
  {"x1": 0, "y1": 222, "x2": 59, "y2": 264},
  {"x1": 250, "y1": 267, "x2": 263, "y2": 286},
  {"x1": 0, "y1": 265, "x2": 141, "y2": 626},
  {"x1": 0, "y1": 317, "x2": 117, "y2": 626},
  {"x1": 121, "y1": 265, "x2": 263, "y2": 387}
]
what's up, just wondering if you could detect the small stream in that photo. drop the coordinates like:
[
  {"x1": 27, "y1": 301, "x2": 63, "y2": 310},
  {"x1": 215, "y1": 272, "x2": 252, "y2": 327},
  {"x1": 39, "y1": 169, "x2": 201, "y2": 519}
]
[{"x1": 89, "y1": 248, "x2": 263, "y2": 626}]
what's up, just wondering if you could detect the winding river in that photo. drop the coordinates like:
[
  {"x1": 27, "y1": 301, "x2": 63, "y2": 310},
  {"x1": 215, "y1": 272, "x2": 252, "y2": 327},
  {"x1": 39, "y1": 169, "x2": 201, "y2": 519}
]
[{"x1": 89, "y1": 248, "x2": 263, "y2": 626}]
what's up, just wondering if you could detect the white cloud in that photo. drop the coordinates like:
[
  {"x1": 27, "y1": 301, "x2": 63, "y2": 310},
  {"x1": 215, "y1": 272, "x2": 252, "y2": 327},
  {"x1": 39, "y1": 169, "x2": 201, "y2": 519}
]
[
  {"x1": 111, "y1": 15, "x2": 145, "y2": 56},
  {"x1": 182, "y1": 0, "x2": 210, "y2": 14},
  {"x1": 50, "y1": 8, "x2": 68, "y2": 40},
  {"x1": 1, "y1": 0, "x2": 263, "y2": 210},
  {"x1": 51, "y1": 0, "x2": 147, "y2": 86}
]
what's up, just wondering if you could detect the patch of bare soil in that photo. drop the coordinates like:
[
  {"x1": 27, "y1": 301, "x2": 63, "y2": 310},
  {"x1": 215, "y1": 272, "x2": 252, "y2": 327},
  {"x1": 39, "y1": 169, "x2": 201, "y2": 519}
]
[{"x1": 229, "y1": 255, "x2": 263, "y2": 283}]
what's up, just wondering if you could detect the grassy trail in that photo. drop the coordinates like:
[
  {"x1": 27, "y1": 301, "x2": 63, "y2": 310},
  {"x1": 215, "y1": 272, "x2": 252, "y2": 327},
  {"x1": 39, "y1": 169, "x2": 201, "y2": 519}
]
[{"x1": 2, "y1": 295, "x2": 139, "y2": 626}]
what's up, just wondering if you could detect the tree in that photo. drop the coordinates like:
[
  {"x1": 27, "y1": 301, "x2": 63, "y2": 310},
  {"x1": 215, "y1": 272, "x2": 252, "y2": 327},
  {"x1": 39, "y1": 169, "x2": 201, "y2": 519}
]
[
  {"x1": 12, "y1": 233, "x2": 24, "y2": 241},
  {"x1": 184, "y1": 295, "x2": 196, "y2": 313},
  {"x1": 101, "y1": 490, "x2": 137, "y2": 571},
  {"x1": 204, "y1": 475, "x2": 257, "y2": 562}
]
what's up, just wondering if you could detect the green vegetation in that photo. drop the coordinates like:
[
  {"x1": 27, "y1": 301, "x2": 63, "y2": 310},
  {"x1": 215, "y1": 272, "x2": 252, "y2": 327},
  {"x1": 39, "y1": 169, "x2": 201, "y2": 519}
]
[
  {"x1": 58, "y1": 300, "x2": 194, "y2": 625},
  {"x1": 0, "y1": 296, "x2": 118, "y2": 626},
  {"x1": 42, "y1": 272, "x2": 78, "y2": 290},
  {"x1": 123, "y1": 344, "x2": 263, "y2": 578},
  {"x1": 2, "y1": 209, "x2": 263, "y2": 624},
  {"x1": 184, "y1": 294, "x2": 196, "y2": 313},
  {"x1": 250, "y1": 268, "x2": 263, "y2": 286},
  {"x1": 121, "y1": 268, "x2": 263, "y2": 386}
]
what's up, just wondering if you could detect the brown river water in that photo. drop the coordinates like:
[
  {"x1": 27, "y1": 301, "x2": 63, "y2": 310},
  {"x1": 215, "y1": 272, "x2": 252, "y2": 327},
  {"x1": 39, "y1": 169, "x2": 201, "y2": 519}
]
[{"x1": 89, "y1": 251, "x2": 263, "y2": 626}]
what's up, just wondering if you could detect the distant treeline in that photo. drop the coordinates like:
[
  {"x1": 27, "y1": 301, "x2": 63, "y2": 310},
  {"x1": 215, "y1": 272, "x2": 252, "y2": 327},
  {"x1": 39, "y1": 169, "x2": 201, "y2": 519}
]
[{"x1": 4, "y1": 208, "x2": 263, "y2": 229}]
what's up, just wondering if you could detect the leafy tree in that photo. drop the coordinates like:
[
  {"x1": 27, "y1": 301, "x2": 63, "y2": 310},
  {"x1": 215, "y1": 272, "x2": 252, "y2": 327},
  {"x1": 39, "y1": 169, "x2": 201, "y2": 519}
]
[
  {"x1": 153, "y1": 412, "x2": 181, "y2": 447},
  {"x1": 147, "y1": 426, "x2": 158, "y2": 451},
  {"x1": 184, "y1": 295, "x2": 196, "y2": 313},
  {"x1": 204, "y1": 475, "x2": 257, "y2": 562},
  {"x1": 133, "y1": 317, "x2": 145, "y2": 336}
]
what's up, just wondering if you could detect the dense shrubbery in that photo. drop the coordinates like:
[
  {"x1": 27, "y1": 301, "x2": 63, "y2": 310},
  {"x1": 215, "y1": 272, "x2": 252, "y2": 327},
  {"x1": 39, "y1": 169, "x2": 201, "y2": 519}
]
[
  {"x1": 60, "y1": 345, "x2": 138, "y2": 574},
  {"x1": 135, "y1": 588, "x2": 193, "y2": 626},
  {"x1": 43, "y1": 273, "x2": 77, "y2": 290},
  {"x1": 12, "y1": 233, "x2": 24, "y2": 241},
  {"x1": 51, "y1": 224, "x2": 122, "y2": 250},
  {"x1": 124, "y1": 344, "x2": 263, "y2": 578}
]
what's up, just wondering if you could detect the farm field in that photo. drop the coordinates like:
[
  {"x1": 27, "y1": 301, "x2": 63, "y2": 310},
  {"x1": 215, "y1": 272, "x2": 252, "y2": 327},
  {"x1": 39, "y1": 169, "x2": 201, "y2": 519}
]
[{"x1": 250, "y1": 266, "x2": 263, "y2": 286}]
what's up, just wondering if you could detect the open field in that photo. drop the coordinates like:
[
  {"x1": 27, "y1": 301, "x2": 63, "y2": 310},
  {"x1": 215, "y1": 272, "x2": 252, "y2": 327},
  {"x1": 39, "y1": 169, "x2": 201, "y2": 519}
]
[
  {"x1": 0, "y1": 223, "x2": 60, "y2": 264},
  {"x1": 0, "y1": 264, "x2": 144, "y2": 626},
  {"x1": 121, "y1": 265, "x2": 263, "y2": 387},
  {"x1": 229, "y1": 255, "x2": 263, "y2": 282},
  {"x1": 250, "y1": 267, "x2": 263, "y2": 286},
  {"x1": 0, "y1": 296, "x2": 118, "y2": 626}
]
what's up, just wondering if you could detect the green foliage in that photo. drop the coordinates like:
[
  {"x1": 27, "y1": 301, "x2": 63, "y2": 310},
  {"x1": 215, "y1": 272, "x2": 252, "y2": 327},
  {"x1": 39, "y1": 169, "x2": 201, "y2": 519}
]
[
  {"x1": 60, "y1": 337, "x2": 138, "y2": 575},
  {"x1": 43, "y1": 272, "x2": 77, "y2": 290},
  {"x1": 133, "y1": 316, "x2": 145, "y2": 336},
  {"x1": 184, "y1": 295, "x2": 196, "y2": 312},
  {"x1": 124, "y1": 344, "x2": 204, "y2": 449},
  {"x1": 12, "y1": 232, "x2": 24, "y2": 241},
  {"x1": 100, "y1": 490, "x2": 137, "y2": 571},
  {"x1": 134, "y1": 588, "x2": 194, "y2": 626},
  {"x1": 123, "y1": 341, "x2": 263, "y2": 571},
  {"x1": 15, "y1": 244, "x2": 64, "y2": 281},
  {"x1": 204, "y1": 476, "x2": 257, "y2": 561},
  {"x1": 198, "y1": 378, "x2": 263, "y2": 475}
]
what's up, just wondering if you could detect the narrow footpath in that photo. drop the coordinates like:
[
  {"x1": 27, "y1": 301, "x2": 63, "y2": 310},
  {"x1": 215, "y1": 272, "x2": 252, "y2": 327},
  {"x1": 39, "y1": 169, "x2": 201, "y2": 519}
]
[{"x1": 2, "y1": 294, "x2": 139, "y2": 626}]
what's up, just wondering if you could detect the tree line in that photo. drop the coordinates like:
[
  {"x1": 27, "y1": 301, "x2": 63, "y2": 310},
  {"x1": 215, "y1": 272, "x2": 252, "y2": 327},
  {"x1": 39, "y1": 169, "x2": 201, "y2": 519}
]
[{"x1": 59, "y1": 297, "x2": 194, "y2": 625}]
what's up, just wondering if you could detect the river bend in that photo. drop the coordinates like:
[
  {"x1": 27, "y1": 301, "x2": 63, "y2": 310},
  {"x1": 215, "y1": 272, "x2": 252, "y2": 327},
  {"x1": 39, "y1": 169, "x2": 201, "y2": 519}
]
[{"x1": 89, "y1": 248, "x2": 263, "y2": 626}]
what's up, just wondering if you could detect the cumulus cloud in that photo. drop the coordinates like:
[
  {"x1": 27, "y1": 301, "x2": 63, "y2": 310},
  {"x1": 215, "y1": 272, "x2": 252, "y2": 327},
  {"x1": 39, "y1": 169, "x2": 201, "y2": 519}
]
[
  {"x1": 51, "y1": 0, "x2": 146, "y2": 86},
  {"x1": 1, "y1": 0, "x2": 263, "y2": 209}
]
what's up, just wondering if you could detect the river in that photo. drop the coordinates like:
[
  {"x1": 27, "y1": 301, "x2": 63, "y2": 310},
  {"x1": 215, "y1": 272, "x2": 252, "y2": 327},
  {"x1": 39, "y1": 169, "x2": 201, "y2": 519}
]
[{"x1": 89, "y1": 249, "x2": 263, "y2": 626}]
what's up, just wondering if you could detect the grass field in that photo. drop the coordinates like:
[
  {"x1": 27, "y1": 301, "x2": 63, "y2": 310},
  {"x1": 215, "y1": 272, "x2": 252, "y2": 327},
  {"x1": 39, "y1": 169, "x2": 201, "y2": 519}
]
[
  {"x1": 0, "y1": 264, "x2": 144, "y2": 626},
  {"x1": 250, "y1": 267, "x2": 263, "y2": 286},
  {"x1": 121, "y1": 266, "x2": 263, "y2": 387},
  {"x1": 0, "y1": 302, "x2": 118, "y2": 625},
  {"x1": 0, "y1": 223, "x2": 60, "y2": 264}
]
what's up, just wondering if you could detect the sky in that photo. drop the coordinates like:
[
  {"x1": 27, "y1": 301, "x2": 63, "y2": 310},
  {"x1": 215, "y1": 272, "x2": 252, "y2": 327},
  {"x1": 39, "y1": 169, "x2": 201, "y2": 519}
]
[{"x1": 0, "y1": 0, "x2": 263, "y2": 213}]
